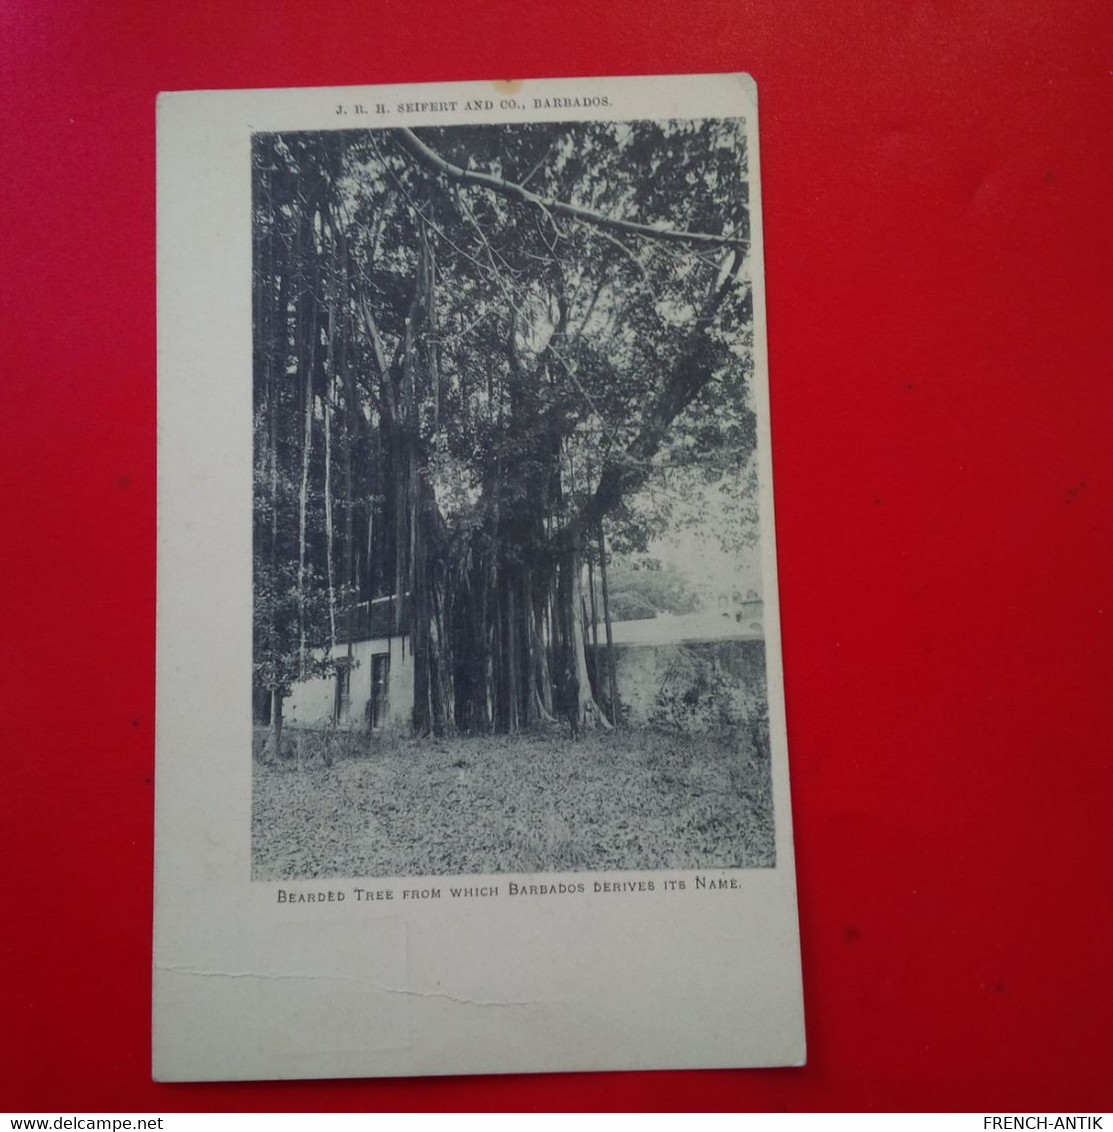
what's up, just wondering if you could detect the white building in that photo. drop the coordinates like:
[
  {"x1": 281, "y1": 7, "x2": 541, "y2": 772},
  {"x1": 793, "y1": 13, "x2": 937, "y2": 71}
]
[{"x1": 284, "y1": 597, "x2": 414, "y2": 730}]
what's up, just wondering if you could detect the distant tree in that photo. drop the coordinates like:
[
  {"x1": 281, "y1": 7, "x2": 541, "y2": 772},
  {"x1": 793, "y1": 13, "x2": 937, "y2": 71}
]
[{"x1": 607, "y1": 558, "x2": 702, "y2": 622}]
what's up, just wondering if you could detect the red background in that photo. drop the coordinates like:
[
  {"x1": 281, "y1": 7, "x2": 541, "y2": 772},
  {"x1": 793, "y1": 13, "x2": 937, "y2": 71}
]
[{"x1": 2, "y1": 0, "x2": 1110, "y2": 1113}]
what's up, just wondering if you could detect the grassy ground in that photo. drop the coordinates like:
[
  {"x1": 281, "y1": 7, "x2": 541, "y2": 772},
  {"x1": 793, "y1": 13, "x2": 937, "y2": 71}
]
[{"x1": 251, "y1": 725, "x2": 774, "y2": 879}]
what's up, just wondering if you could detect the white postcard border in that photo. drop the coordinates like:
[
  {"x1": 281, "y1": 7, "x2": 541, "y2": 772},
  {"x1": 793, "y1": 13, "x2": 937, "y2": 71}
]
[{"x1": 154, "y1": 72, "x2": 804, "y2": 1081}]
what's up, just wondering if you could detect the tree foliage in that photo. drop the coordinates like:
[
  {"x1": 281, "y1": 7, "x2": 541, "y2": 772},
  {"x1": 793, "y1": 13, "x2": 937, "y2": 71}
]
[{"x1": 606, "y1": 558, "x2": 703, "y2": 621}]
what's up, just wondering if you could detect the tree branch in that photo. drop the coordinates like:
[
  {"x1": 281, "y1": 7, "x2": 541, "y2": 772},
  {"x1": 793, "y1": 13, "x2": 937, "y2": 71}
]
[
  {"x1": 550, "y1": 275, "x2": 752, "y2": 554},
  {"x1": 392, "y1": 129, "x2": 748, "y2": 252}
]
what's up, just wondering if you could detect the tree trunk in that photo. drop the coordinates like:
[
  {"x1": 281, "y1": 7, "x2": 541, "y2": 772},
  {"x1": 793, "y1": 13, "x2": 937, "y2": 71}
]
[
  {"x1": 588, "y1": 555, "x2": 600, "y2": 669},
  {"x1": 531, "y1": 607, "x2": 556, "y2": 722},
  {"x1": 264, "y1": 686, "x2": 285, "y2": 764},
  {"x1": 295, "y1": 217, "x2": 317, "y2": 677},
  {"x1": 554, "y1": 533, "x2": 612, "y2": 733},
  {"x1": 266, "y1": 239, "x2": 284, "y2": 712},
  {"x1": 505, "y1": 568, "x2": 521, "y2": 733},
  {"x1": 428, "y1": 559, "x2": 455, "y2": 736},
  {"x1": 411, "y1": 541, "x2": 430, "y2": 734},
  {"x1": 598, "y1": 520, "x2": 619, "y2": 727},
  {"x1": 324, "y1": 303, "x2": 336, "y2": 647}
]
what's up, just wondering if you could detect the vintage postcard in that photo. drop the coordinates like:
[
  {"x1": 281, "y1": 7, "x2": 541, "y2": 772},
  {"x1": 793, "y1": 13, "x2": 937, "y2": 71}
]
[{"x1": 154, "y1": 73, "x2": 805, "y2": 1081}]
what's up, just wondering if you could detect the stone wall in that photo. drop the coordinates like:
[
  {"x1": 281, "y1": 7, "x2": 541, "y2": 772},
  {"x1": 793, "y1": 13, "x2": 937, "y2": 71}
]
[{"x1": 613, "y1": 638, "x2": 768, "y2": 735}]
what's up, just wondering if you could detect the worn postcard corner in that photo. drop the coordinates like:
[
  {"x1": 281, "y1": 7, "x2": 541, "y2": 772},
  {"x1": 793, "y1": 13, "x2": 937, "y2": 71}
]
[{"x1": 155, "y1": 71, "x2": 803, "y2": 1082}]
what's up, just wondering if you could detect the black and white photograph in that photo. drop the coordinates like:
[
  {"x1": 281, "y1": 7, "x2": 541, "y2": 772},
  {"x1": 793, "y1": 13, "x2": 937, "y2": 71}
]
[
  {"x1": 250, "y1": 116, "x2": 774, "y2": 880},
  {"x1": 156, "y1": 76, "x2": 804, "y2": 1080}
]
